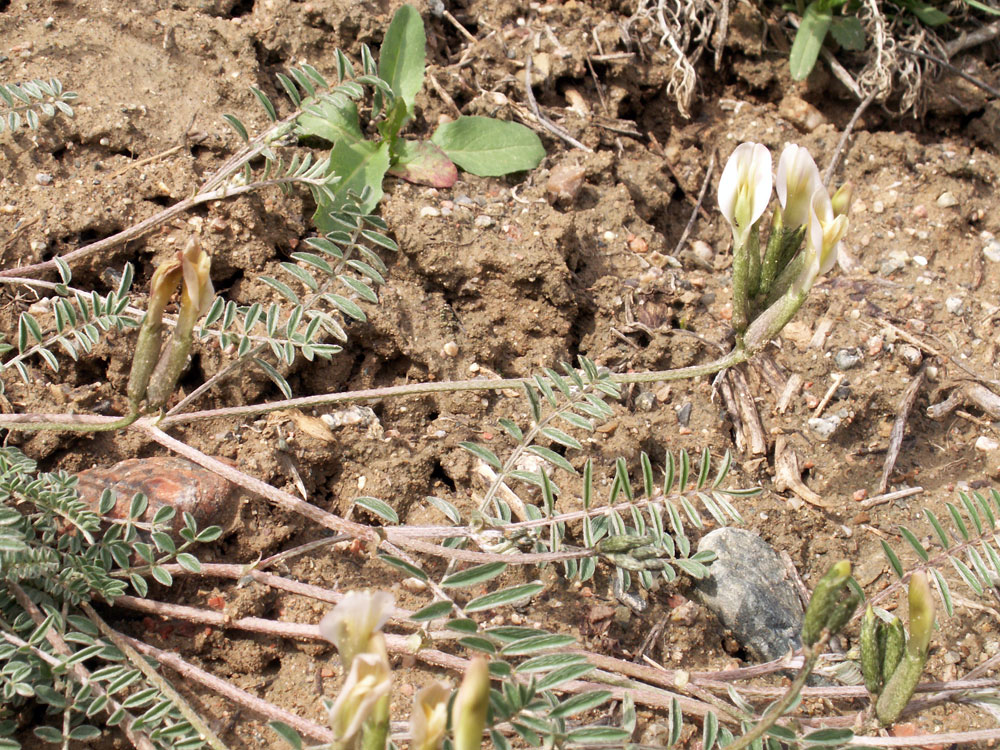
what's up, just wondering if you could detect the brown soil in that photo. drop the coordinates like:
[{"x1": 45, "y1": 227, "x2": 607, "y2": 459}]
[{"x1": 2, "y1": 0, "x2": 1000, "y2": 748}]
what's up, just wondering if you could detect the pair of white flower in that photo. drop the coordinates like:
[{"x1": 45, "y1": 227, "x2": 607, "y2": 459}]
[
  {"x1": 319, "y1": 590, "x2": 450, "y2": 750},
  {"x1": 718, "y1": 142, "x2": 849, "y2": 294}
]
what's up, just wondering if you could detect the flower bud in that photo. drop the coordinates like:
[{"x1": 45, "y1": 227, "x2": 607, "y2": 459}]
[
  {"x1": 860, "y1": 605, "x2": 884, "y2": 695},
  {"x1": 875, "y1": 573, "x2": 935, "y2": 726},
  {"x1": 452, "y1": 657, "x2": 490, "y2": 750},
  {"x1": 802, "y1": 560, "x2": 852, "y2": 646},
  {"x1": 831, "y1": 181, "x2": 853, "y2": 217}
]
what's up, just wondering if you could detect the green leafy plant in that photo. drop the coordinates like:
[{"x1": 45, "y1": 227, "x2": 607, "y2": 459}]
[
  {"x1": 788, "y1": 0, "x2": 866, "y2": 81},
  {"x1": 294, "y1": 3, "x2": 545, "y2": 230},
  {"x1": 0, "y1": 78, "x2": 76, "y2": 134},
  {"x1": 0, "y1": 447, "x2": 223, "y2": 748}
]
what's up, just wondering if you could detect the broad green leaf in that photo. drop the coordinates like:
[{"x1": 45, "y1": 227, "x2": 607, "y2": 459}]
[
  {"x1": 386, "y1": 139, "x2": 458, "y2": 187},
  {"x1": 431, "y1": 117, "x2": 545, "y2": 176},
  {"x1": 314, "y1": 140, "x2": 390, "y2": 230},
  {"x1": 803, "y1": 728, "x2": 855, "y2": 745},
  {"x1": 789, "y1": 3, "x2": 833, "y2": 81},
  {"x1": 459, "y1": 441, "x2": 502, "y2": 470},
  {"x1": 829, "y1": 16, "x2": 865, "y2": 50},
  {"x1": 377, "y1": 553, "x2": 428, "y2": 580},
  {"x1": 378, "y1": 4, "x2": 426, "y2": 111}
]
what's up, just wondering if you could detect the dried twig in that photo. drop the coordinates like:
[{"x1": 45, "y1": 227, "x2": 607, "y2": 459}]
[
  {"x1": 899, "y1": 46, "x2": 1000, "y2": 99},
  {"x1": 671, "y1": 150, "x2": 715, "y2": 256},
  {"x1": 860, "y1": 485, "x2": 923, "y2": 509},
  {"x1": 523, "y1": 56, "x2": 593, "y2": 153},
  {"x1": 823, "y1": 87, "x2": 879, "y2": 187},
  {"x1": 878, "y1": 363, "x2": 927, "y2": 494}
]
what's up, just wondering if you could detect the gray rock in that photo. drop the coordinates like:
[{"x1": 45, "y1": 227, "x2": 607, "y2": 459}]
[
  {"x1": 808, "y1": 414, "x2": 842, "y2": 440},
  {"x1": 834, "y1": 348, "x2": 862, "y2": 370},
  {"x1": 693, "y1": 528, "x2": 803, "y2": 662}
]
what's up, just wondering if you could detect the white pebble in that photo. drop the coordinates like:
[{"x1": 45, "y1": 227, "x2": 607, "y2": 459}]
[
  {"x1": 35, "y1": 173, "x2": 53, "y2": 186},
  {"x1": 419, "y1": 206, "x2": 441, "y2": 218},
  {"x1": 984, "y1": 240, "x2": 1000, "y2": 263},
  {"x1": 975, "y1": 436, "x2": 999, "y2": 452},
  {"x1": 945, "y1": 297, "x2": 964, "y2": 314},
  {"x1": 442, "y1": 341, "x2": 459, "y2": 357},
  {"x1": 474, "y1": 214, "x2": 493, "y2": 228},
  {"x1": 912, "y1": 255, "x2": 927, "y2": 266},
  {"x1": 936, "y1": 191, "x2": 958, "y2": 207},
  {"x1": 872, "y1": 200, "x2": 885, "y2": 214},
  {"x1": 602, "y1": 230, "x2": 616, "y2": 242}
]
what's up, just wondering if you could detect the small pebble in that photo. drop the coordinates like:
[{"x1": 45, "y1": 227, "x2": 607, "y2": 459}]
[
  {"x1": 419, "y1": 206, "x2": 440, "y2": 218},
  {"x1": 628, "y1": 234, "x2": 648, "y2": 254},
  {"x1": 911, "y1": 204, "x2": 927, "y2": 219},
  {"x1": 898, "y1": 344, "x2": 923, "y2": 369},
  {"x1": 808, "y1": 414, "x2": 842, "y2": 440},
  {"x1": 441, "y1": 341, "x2": 459, "y2": 357},
  {"x1": 35, "y1": 173, "x2": 53, "y2": 186},
  {"x1": 545, "y1": 163, "x2": 586, "y2": 203},
  {"x1": 937, "y1": 191, "x2": 958, "y2": 208},
  {"x1": 635, "y1": 391, "x2": 656, "y2": 412},
  {"x1": 834, "y1": 348, "x2": 863, "y2": 370},
  {"x1": 691, "y1": 240, "x2": 714, "y2": 265},
  {"x1": 912, "y1": 255, "x2": 927, "y2": 266},
  {"x1": 872, "y1": 200, "x2": 885, "y2": 214},
  {"x1": 984, "y1": 240, "x2": 1000, "y2": 263},
  {"x1": 474, "y1": 214, "x2": 493, "y2": 228},
  {"x1": 975, "y1": 436, "x2": 999, "y2": 452},
  {"x1": 675, "y1": 402, "x2": 692, "y2": 426},
  {"x1": 945, "y1": 296, "x2": 964, "y2": 315},
  {"x1": 853, "y1": 489, "x2": 868, "y2": 502}
]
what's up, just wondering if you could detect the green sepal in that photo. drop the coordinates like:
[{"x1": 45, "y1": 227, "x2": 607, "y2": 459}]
[
  {"x1": 802, "y1": 561, "x2": 851, "y2": 646},
  {"x1": 860, "y1": 605, "x2": 884, "y2": 695}
]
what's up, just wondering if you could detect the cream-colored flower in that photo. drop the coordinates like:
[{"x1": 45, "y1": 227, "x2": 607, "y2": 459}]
[
  {"x1": 718, "y1": 142, "x2": 772, "y2": 249},
  {"x1": 794, "y1": 187, "x2": 849, "y2": 293},
  {"x1": 409, "y1": 681, "x2": 450, "y2": 750},
  {"x1": 451, "y1": 657, "x2": 490, "y2": 750},
  {"x1": 775, "y1": 144, "x2": 822, "y2": 229},
  {"x1": 327, "y1": 652, "x2": 392, "y2": 743},
  {"x1": 320, "y1": 590, "x2": 395, "y2": 667}
]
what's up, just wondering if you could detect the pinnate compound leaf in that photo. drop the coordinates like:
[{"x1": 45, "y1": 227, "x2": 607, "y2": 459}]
[{"x1": 431, "y1": 117, "x2": 545, "y2": 176}]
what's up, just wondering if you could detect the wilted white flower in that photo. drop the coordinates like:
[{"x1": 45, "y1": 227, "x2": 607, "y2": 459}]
[
  {"x1": 718, "y1": 142, "x2": 772, "y2": 249},
  {"x1": 320, "y1": 590, "x2": 395, "y2": 668},
  {"x1": 410, "y1": 681, "x2": 450, "y2": 750},
  {"x1": 328, "y1": 652, "x2": 392, "y2": 743},
  {"x1": 180, "y1": 237, "x2": 215, "y2": 316},
  {"x1": 794, "y1": 187, "x2": 849, "y2": 293},
  {"x1": 776, "y1": 144, "x2": 822, "y2": 230}
]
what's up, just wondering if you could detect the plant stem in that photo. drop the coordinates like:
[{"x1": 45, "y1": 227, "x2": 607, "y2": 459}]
[
  {"x1": 721, "y1": 633, "x2": 829, "y2": 750},
  {"x1": 80, "y1": 602, "x2": 231, "y2": 750}
]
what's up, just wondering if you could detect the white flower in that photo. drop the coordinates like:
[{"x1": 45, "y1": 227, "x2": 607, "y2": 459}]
[
  {"x1": 320, "y1": 590, "x2": 394, "y2": 668},
  {"x1": 794, "y1": 187, "x2": 849, "y2": 293},
  {"x1": 718, "y1": 142, "x2": 772, "y2": 248},
  {"x1": 410, "y1": 681, "x2": 450, "y2": 750},
  {"x1": 776, "y1": 144, "x2": 822, "y2": 229},
  {"x1": 327, "y1": 652, "x2": 392, "y2": 743}
]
